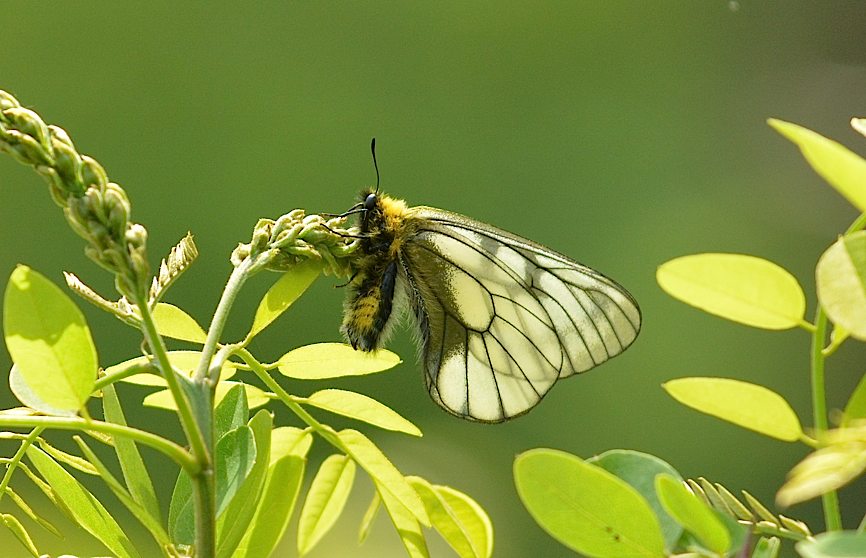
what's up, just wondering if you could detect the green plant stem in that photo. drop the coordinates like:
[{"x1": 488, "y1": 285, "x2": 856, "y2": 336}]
[
  {"x1": 810, "y1": 308, "x2": 842, "y2": 531},
  {"x1": 94, "y1": 362, "x2": 157, "y2": 391},
  {"x1": 0, "y1": 427, "x2": 43, "y2": 505},
  {"x1": 845, "y1": 211, "x2": 866, "y2": 235},
  {"x1": 0, "y1": 416, "x2": 195, "y2": 472},
  {"x1": 194, "y1": 257, "x2": 255, "y2": 384}
]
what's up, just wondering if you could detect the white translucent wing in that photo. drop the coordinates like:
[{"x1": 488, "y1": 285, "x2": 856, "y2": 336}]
[{"x1": 401, "y1": 207, "x2": 641, "y2": 422}]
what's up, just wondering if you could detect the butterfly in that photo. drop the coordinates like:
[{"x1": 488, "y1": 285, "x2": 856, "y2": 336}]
[{"x1": 340, "y1": 144, "x2": 641, "y2": 422}]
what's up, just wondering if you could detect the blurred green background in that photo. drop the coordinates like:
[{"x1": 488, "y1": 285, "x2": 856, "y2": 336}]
[{"x1": 2, "y1": 2, "x2": 866, "y2": 557}]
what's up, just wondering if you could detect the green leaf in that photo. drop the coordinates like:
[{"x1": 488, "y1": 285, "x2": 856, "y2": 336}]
[
  {"x1": 656, "y1": 474, "x2": 729, "y2": 554},
  {"x1": 358, "y1": 491, "x2": 381, "y2": 545},
  {"x1": 337, "y1": 429, "x2": 430, "y2": 526},
  {"x1": 26, "y1": 446, "x2": 139, "y2": 558},
  {"x1": 152, "y1": 303, "x2": 207, "y2": 343},
  {"x1": 36, "y1": 439, "x2": 96, "y2": 475},
  {"x1": 753, "y1": 537, "x2": 781, "y2": 558},
  {"x1": 657, "y1": 253, "x2": 806, "y2": 329},
  {"x1": 106, "y1": 350, "x2": 237, "y2": 386},
  {"x1": 514, "y1": 448, "x2": 665, "y2": 558},
  {"x1": 270, "y1": 426, "x2": 314, "y2": 464},
  {"x1": 408, "y1": 476, "x2": 493, "y2": 558},
  {"x1": 301, "y1": 389, "x2": 421, "y2": 436},
  {"x1": 215, "y1": 426, "x2": 256, "y2": 515},
  {"x1": 144, "y1": 381, "x2": 268, "y2": 411},
  {"x1": 102, "y1": 383, "x2": 161, "y2": 522},
  {"x1": 843, "y1": 371, "x2": 866, "y2": 425},
  {"x1": 216, "y1": 410, "x2": 273, "y2": 558},
  {"x1": 4, "y1": 265, "x2": 97, "y2": 414},
  {"x1": 9, "y1": 365, "x2": 78, "y2": 417},
  {"x1": 816, "y1": 232, "x2": 866, "y2": 340},
  {"x1": 777, "y1": 442, "x2": 866, "y2": 507},
  {"x1": 5, "y1": 487, "x2": 61, "y2": 537},
  {"x1": 75, "y1": 437, "x2": 172, "y2": 549},
  {"x1": 797, "y1": 531, "x2": 866, "y2": 558},
  {"x1": 769, "y1": 119, "x2": 866, "y2": 213},
  {"x1": 214, "y1": 383, "x2": 249, "y2": 440},
  {"x1": 247, "y1": 260, "x2": 320, "y2": 341},
  {"x1": 232, "y1": 455, "x2": 306, "y2": 558},
  {"x1": 663, "y1": 377, "x2": 803, "y2": 441},
  {"x1": 376, "y1": 479, "x2": 430, "y2": 558},
  {"x1": 168, "y1": 472, "x2": 194, "y2": 544},
  {"x1": 298, "y1": 454, "x2": 357, "y2": 556},
  {"x1": 278, "y1": 343, "x2": 401, "y2": 379},
  {"x1": 588, "y1": 450, "x2": 683, "y2": 552},
  {"x1": 0, "y1": 513, "x2": 40, "y2": 557}
]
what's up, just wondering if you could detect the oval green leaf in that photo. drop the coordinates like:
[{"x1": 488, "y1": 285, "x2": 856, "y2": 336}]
[
  {"x1": 270, "y1": 426, "x2": 313, "y2": 464},
  {"x1": 375, "y1": 479, "x2": 430, "y2": 558},
  {"x1": 152, "y1": 303, "x2": 207, "y2": 343},
  {"x1": 663, "y1": 377, "x2": 803, "y2": 441},
  {"x1": 144, "y1": 381, "x2": 268, "y2": 411},
  {"x1": 588, "y1": 450, "x2": 683, "y2": 551},
  {"x1": 301, "y1": 389, "x2": 421, "y2": 436},
  {"x1": 817, "y1": 232, "x2": 866, "y2": 340},
  {"x1": 436, "y1": 485, "x2": 494, "y2": 558},
  {"x1": 514, "y1": 448, "x2": 665, "y2": 558},
  {"x1": 797, "y1": 531, "x2": 866, "y2": 558},
  {"x1": 247, "y1": 260, "x2": 320, "y2": 341},
  {"x1": 777, "y1": 443, "x2": 866, "y2": 507},
  {"x1": 769, "y1": 119, "x2": 866, "y2": 213},
  {"x1": 4, "y1": 265, "x2": 97, "y2": 414},
  {"x1": 278, "y1": 343, "x2": 401, "y2": 379},
  {"x1": 657, "y1": 253, "x2": 806, "y2": 329},
  {"x1": 297, "y1": 454, "x2": 356, "y2": 556},
  {"x1": 656, "y1": 475, "x2": 730, "y2": 554}
]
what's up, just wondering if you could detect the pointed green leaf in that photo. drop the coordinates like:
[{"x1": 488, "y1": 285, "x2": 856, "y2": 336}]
[
  {"x1": 777, "y1": 443, "x2": 866, "y2": 506},
  {"x1": 663, "y1": 377, "x2": 803, "y2": 441},
  {"x1": 215, "y1": 426, "x2": 256, "y2": 515},
  {"x1": 26, "y1": 446, "x2": 139, "y2": 558},
  {"x1": 588, "y1": 450, "x2": 683, "y2": 552},
  {"x1": 102, "y1": 384, "x2": 161, "y2": 522},
  {"x1": 217, "y1": 410, "x2": 273, "y2": 558},
  {"x1": 298, "y1": 454, "x2": 357, "y2": 556},
  {"x1": 656, "y1": 474, "x2": 729, "y2": 554},
  {"x1": 168, "y1": 471, "x2": 194, "y2": 545},
  {"x1": 35, "y1": 439, "x2": 96, "y2": 475},
  {"x1": 4, "y1": 266, "x2": 97, "y2": 414},
  {"x1": 797, "y1": 531, "x2": 866, "y2": 558},
  {"x1": 753, "y1": 537, "x2": 781, "y2": 558},
  {"x1": 408, "y1": 476, "x2": 493, "y2": 558},
  {"x1": 843, "y1": 372, "x2": 866, "y2": 426},
  {"x1": 232, "y1": 455, "x2": 306, "y2": 558},
  {"x1": 5, "y1": 487, "x2": 61, "y2": 537},
  {"x1": 337, "y1": 429, "x2": 429, "y2": 526},
  {"x1": 152, "y1": 303, "x2": 207, "y2": 343},
  {"x1": 75, "y1": 437, "x2": 171, "y2": 549},
  {"x1": 514, "y1": 448, "x2": 665, "y2": 558},
  {"x1": 657, "y1": 253, "x2": 805, "y2": 329},
  {"x1": 301, "y1": 389, "x2": 421, "y2": 436},
  {"x1": 107, "y1": 350, "x2": 237, "y2": 386},
  {"x1": 215, "y1": 383, "x2": 249, "y2": 440},
  {"x1": 769, "y1": 119, "x2": 866, "y2": 213},
  {"x1": 817, "y1": 232, "x2": 866, "y2": 340},
  {"x1": 358, "y1": 491, "x2": 381, "y2": 545},
  {"x1": 376, "y1": 479, "x2": 430, "y2": 558},
  {"x1": 144, "y1": 381, "x2": 268, "y2": 411},
  {"x1": 0, "y1": 513, "x2": 40, "y2": 557},
  {"x1": 278, "y1": 343, "x2": 401, "y2": 379},
  {"x1": 248, "y1": 260, "x2": 320, "y2": 340}
]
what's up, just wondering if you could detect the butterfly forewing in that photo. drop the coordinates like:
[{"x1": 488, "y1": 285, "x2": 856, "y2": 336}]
[{"x1": 401, "y1": 206, "x2": 641, "y2": 422}]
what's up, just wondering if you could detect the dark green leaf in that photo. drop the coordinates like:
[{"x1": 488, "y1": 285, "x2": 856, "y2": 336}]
[{"x1": 214, "y1": 383, "x2": 249, "y2": 441}]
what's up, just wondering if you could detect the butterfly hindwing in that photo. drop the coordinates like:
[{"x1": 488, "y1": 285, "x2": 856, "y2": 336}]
[{"x1": 401, "y1": 206, "x2": 641, "y2": 422}]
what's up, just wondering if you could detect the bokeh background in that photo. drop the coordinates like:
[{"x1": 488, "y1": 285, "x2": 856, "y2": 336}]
[{"x1": 2, "y1": 2, "x2": 866, "y2": 557}]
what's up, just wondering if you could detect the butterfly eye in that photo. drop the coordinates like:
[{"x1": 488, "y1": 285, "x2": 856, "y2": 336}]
[{"x1": 364, "y1": 193, "x2": 378, "y2": 211}]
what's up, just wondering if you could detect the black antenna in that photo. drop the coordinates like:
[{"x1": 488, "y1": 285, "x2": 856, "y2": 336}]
[{"x1": 370, "y1": 137, "x2": 380, "y2": 193}]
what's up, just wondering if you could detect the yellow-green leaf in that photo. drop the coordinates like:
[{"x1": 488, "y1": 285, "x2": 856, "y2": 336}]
[
  {"x1": 663, "y1": 377, "x2": 802, "y2": 441},
  {"x1": 4, "y1": 266, "x2": 97, "y2": 415},
  {"x1": 769, "y1": 118, "x2": 866, "y2": 213},
  {"x1": 777, "y1": 442, "x2": 866, "y2": 507},
  {"x1": 408, "y1": 477, "x2": 493, "y2": 558},
  {"x1": 657, "y1": 253, "x2": 806, "y2": 329},
  {"x1": 816, "y1": 232, "x2": 866, "y2": 340},
  {"x1": 144, "y1": 381, "x2": 268, "y2": 411},
  {"x1": 656, "y1": 475, "x2": 730, "y2": 554},
  {"x1": 297, "y1": 455, "x2": 356, "y2": 556},
  {"x1": 247, "y1": 261, "x2": 320, "y2": 341},
  {"x1": 301, "y1": 389, "x2": 421, "y2": 436},
  {"x1": 375, "y1": 479, "x2": 429, "y2": 558},
  {"x1": 270, "y1": 427, "x2": 313, "y2": 465},
  {"x1": 0, "y1": 513, "x2": 39, "y2": 557},
  {"x1": 152, "y1": 303, "x2": 207, "y2": 343},
  {"x1": 278, "y1": 343, "x2": 401, "y2": 379}
]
